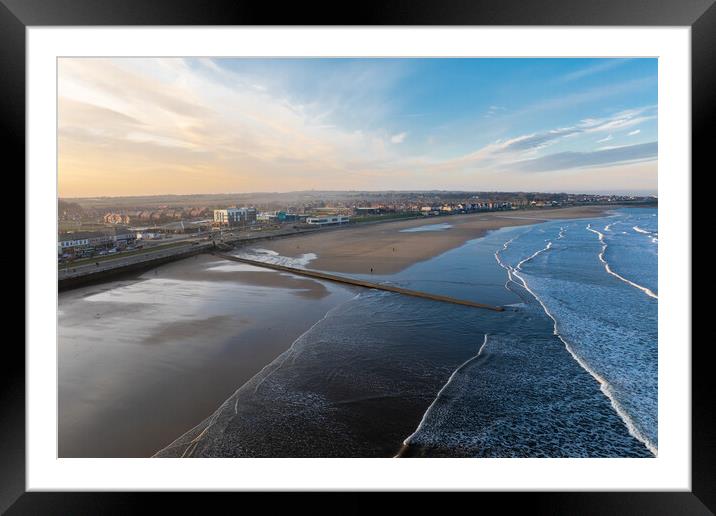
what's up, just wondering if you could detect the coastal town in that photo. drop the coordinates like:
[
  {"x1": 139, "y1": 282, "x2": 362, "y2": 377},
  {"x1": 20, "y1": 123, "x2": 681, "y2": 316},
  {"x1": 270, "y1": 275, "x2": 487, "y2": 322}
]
[{"x1": 58, "y1": 190, "x2": 656, "y2": 266}]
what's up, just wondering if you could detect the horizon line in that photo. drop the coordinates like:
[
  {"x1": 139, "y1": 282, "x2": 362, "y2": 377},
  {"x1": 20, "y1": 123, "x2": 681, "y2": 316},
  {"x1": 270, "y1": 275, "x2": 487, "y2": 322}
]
[{"x1": 60, "y1": 189, "x2": 659, "y2": 200}]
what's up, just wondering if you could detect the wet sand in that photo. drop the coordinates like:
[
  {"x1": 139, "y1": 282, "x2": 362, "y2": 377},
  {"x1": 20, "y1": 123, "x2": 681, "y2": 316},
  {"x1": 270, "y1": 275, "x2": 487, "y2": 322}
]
[
  {"x1": 162, "y1": 262, "x2": 330, "y2": 299},
  {"x1": 253, "y1": 207, "x2": 610, "y2": 275},
  {"x1": 58, "y1": 254, "x2": 355, "y2": 457}
]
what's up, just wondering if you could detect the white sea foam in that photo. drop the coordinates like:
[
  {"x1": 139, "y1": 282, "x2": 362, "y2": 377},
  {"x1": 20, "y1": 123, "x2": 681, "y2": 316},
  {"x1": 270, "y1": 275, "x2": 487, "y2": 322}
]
[
  {"x1": 494, "y1": 238, "x2": 518, "y2": 287},
  {"x1": 516, "y1": 241, "x2": 552, "y2": 273},
  {"x1": 398, "y1": 334, "x2": 489, "y2": 455},
  {"x1": 494, "y1": 234, "x2": 657, "y2": 456},
  {"x1": 632, "y1": 225, "x2": 658, "y2": 245},
  {"x1": 586, "y1": 224, "x2": 658, "y2": 300},
  {"x1": 632, "y1": 226, "x2": 652, "y2": 235},
  {"x1": 236, "y1": 248, "x2": 318, "y2": 269},
  {"x1": 513, "y1": 268, "x2": 657, "y2": 456}
]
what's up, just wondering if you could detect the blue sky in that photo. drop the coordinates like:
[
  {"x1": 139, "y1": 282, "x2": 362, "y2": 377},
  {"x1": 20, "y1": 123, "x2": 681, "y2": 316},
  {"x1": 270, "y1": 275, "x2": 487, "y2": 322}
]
[
  {"x1": 215, "y1": 58, "x2": 657, "y2": 156},
  {"x1": 58, "y1": 58, "x2": 657, "y2": 196}
]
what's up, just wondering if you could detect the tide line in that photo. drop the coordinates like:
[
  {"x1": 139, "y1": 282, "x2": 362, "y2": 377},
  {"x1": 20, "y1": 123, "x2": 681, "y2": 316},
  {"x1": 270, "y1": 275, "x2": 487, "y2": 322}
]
[
  {"x1": 396, "y1": 334, "x2": 489, "y2": 457},
  {"x1": 586, "y1": 224, "x2": 658, "y2": 300}
]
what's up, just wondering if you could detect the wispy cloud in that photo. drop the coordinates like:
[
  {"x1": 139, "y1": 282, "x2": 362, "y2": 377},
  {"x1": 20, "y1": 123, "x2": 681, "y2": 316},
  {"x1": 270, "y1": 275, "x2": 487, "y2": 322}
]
[
  {"x1": 484, "y1": 105, "x2": 508, "y2": 118},
  {"x1": 628, "y1": 129, "x2": 641, "y2": 136},
  {"x1": 480, "y1": 79, "x2": 656, "y2": 139},
  {"x1": 421, "y1": 107, "x2": 657, "y2": 176},
  {"x1": 559, "y1": 59, "x2": 632, "y2": 82},
  {"x1": 390, "y1": 132, "x2": 407, "y2": 144},
  {"x1": 497, "y1": 127, "x2": 581, "y2": 153},
  {"x1": 58, "y1": 58, "x2": 406, "y2": 195},
  {"x1": 490, "y1": 106, "x2": 653, "y2": 155},
  {"x1": 512, "y1": 142, "x2": 657, "y2": 172}
]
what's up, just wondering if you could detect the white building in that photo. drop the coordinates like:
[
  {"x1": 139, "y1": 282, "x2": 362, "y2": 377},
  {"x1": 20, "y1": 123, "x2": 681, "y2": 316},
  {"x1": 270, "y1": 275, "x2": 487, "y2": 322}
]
[
  {"x1": 214, "y1": 207, "x2": 257, "y2": 226},
  {"x1": 306, "y1": 215, "x2": 350, "y2": 226},
  {"x1": 58, "y1": 237, "x2": 89, "y2": 255},
  {"x1": 214, "y1": 208, "x2": 240, "y2": 226},
  {"x1": 57, "y1": 231, "x2": 109, "y2": 255},
  {"x1": 136, "y1": 231, "x2": 162, "y2": 240}
]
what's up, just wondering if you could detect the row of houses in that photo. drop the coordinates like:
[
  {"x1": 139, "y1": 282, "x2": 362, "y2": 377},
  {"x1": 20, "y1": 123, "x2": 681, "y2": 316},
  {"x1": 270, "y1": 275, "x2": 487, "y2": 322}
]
[
  {"x1": 352, "y1": 201, "x2": 514, "y2": 217},
  {"x1": 419, "y1": 201, "x2": 513, "y2": 214},
  {"x1": 102, "y1": 213, "x2": 131, "y2": 225},
  {"x1": 103, "y1": 207, "x2": 212, "y2": 225}
]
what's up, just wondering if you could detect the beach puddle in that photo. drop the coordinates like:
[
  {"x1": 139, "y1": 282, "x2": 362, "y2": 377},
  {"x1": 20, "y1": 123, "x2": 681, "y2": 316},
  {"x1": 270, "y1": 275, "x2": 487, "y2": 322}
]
[{"x1": 399, "y1": 222, "x2": 453, "y2": 233}]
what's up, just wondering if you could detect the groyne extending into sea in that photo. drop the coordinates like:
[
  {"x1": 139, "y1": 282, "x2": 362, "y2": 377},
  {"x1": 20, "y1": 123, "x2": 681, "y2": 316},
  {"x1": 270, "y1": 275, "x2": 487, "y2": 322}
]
[{"x1": 212, "y1": 252, "x2": 505, "y2": 312}]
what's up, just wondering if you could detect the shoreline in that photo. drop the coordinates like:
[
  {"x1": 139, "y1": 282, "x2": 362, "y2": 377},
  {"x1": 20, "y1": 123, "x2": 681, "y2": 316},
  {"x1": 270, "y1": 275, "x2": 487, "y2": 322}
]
[
  {"x1": 58, "y1": 255, "x2": 357, "y2": 457},
  {"x1": 243, "y1": 206, "x2": 613, "y2": 275}
]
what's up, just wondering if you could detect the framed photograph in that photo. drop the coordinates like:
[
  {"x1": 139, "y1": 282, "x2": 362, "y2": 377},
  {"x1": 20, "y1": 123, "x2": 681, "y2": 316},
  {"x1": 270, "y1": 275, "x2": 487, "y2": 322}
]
[{"x1": 8, "y1": 0, "x2": 711, "y2": 512}]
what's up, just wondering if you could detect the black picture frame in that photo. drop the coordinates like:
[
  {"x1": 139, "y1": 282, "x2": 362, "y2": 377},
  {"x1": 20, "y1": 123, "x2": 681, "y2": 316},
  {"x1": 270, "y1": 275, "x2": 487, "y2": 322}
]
[{"x1": 5, "y1": 0, "x2": 711, "y2": 512}]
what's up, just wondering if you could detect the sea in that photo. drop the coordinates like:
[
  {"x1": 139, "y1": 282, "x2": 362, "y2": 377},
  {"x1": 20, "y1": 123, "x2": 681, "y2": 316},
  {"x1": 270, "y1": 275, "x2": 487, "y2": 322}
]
[{"x1": 156, "y1": 208, "x2": 657, "y2": 458}]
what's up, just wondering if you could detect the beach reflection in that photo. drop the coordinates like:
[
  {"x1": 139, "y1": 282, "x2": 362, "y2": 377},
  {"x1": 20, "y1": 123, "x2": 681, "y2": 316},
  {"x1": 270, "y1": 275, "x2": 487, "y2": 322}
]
[{"x1": 58, "y1": 254, "x2": 355, "y2": 457}]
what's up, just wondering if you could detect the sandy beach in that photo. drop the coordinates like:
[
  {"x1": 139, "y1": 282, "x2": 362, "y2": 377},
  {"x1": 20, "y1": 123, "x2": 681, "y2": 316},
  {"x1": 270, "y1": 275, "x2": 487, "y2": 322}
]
[
  {"x1": 58, "y1": 254, "x2": 356, "y2": 457},
  {"x1": 246, "y1": 206, "x2": 611, "y2": 275}
]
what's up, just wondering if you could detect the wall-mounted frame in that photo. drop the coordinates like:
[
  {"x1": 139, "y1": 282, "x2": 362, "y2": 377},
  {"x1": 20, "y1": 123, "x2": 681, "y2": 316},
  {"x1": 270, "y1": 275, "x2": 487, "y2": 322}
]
[{"x1": 6, "y1": 0, "x2": 711, "y2": 512}]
